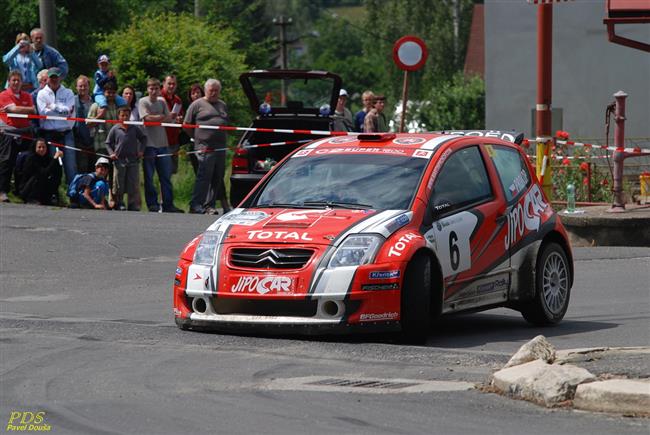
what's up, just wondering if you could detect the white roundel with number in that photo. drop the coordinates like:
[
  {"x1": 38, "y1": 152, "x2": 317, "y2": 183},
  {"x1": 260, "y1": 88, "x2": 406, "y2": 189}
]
[{"x1": 431, "y1": 212, "x2": 477, "y2": 278}]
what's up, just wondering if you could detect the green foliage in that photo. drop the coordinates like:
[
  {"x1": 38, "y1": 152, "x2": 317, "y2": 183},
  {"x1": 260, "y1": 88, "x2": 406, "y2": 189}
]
[
  {"x1": 414, "y1": 72, "x2": 485, "y2": 131},
  {"x1": 202, "y1": 0, "x2": 276, "y2": 69},
  {"x1": 96, "y1": 13, "x2": 250, "y2": 129},
  {"x1": 294, "y1": 14, "x2": 381, "y2": 109},
  {"x1": 362, "y1": 0, "x2": 475, "y2": 104}
]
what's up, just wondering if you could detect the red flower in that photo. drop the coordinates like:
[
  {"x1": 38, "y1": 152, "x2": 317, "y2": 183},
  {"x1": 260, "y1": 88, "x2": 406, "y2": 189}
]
[
  {"x1": 579, "y1": 162, "x2": 589, "y2": 172},
  {"x1": 583, "y1": 177, "x2": 589, "y2": 186},
  {"x1": 556, "y1": 130, "x2": 570, "y2": 140},
  {"x1": 601, "y1": 178, "x2": 609, "y2": 186},
  {"x1": 562, "y1": 158, "x2": 571, "y2": 166}
]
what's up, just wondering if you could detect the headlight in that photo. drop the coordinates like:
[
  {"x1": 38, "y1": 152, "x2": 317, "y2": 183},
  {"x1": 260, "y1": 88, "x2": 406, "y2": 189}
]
[
  {"x1": 328, "y1": 234, "x2": 384, "y2": 268},
  {"x1": 193, "y1": 231, "x2": 223, "y2": 265}
]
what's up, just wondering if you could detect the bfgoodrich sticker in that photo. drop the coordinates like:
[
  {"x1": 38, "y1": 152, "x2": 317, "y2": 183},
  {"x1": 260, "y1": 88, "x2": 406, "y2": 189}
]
[{"x1": 369, "y1": 270, "x2": 400, "y2": 279}]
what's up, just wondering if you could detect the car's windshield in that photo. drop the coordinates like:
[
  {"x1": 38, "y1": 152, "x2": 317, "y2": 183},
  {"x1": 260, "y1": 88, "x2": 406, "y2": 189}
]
[
  {"x1": 248, "y1": 76, "x2": 335, "y2": 110},
  {"x1": 252, "y1": 153, "x2": 428, "y2": 210}
]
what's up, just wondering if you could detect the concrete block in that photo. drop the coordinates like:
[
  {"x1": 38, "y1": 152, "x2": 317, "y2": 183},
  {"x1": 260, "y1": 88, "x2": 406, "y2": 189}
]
[
  {"x1": 574, "y1": 379, "x2": 650, "y2": 415},
  {"x1": 491, "y1": 359, "x2": 596, "y2": 406},
  {"x1": 504, "y1": 335, "x2": 556, "y2": 368}
]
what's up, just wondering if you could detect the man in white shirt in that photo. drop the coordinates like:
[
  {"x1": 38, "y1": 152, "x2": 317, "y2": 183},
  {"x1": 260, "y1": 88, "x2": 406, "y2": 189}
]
[{"x1": 36, "y1": 67, "x2": 76, "y2": 183}]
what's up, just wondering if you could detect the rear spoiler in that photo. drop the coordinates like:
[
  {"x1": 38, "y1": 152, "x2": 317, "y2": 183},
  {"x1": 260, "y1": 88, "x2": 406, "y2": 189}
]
[{"x1": 433, "y1": 130, "x2": 525, "y2": 145}]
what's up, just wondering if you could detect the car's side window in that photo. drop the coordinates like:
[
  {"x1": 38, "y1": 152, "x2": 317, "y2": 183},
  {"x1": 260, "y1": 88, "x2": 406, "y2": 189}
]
[
  {"x1": 487, "y1": 145, "x2": 531, "y2": 203},
  {"x1": 431, "y1": 146, "x2": 492, "y2": 214}
]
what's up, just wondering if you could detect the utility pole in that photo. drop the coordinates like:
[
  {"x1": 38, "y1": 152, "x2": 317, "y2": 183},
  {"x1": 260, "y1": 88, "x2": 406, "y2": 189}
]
[
  {"x1": 273, "y1": 16, "x2": 292, "y2": 70},
  {"x1": 273, "y1": 16, "x2": 292, "y2": 105},
  {"x1": 535, "y1": 4, "x2": 553, "y2": 199},
  {"x1": 195, "y1": 0, "x2": 203, "y2": 18},
  {"x1": 39, "y1": 0, "x2": 57, "y2": 47}
]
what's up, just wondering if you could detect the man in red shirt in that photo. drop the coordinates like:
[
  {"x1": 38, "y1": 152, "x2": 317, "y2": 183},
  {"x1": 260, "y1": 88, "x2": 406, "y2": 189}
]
[
  {"x1": 161, "y1": 75, "x2": 183, "y2": 174},
  {"x1": 0, "y1": 70, "x2": 36, "y2": 202}
]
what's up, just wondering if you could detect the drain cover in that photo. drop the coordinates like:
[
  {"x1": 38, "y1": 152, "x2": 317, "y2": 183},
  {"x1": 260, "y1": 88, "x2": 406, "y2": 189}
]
[
  {"x1": 264, "y1": 376, "x2": 474, "y2": 394},
  {"x1": 307, "y1": 378, "x2": 418, "y2": 390}
]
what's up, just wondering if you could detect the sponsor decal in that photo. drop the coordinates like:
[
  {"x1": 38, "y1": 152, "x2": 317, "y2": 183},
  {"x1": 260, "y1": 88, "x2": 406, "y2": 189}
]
[
  {"x1": 433, "y1": 202, "x2": 451, "y2": 212},
  {"x1": 175, "y1": 267, "x2": 182, "y2": 276},
  {"x1": 476, "y1": 278, "x2": 508, "y2": 294},
  {"x1": 412, "y1": 149, "x2": 433, "y2": 159},
  {"x1": 505, "y1": 184, "x2": 548, "y2": 249},
  {"x1": 485, "y1": 144, "x2": 496, "y2": 158},
  {"x1": 247, "y1": 230, "x2": 313, "y2": 241},
  {"x1": 388, "y1": 232, "x2": 419, "y2": 257},
  {"x1": 428, "y1": 148, "x2": 452, "y2": 190},
  {"x1": 231, "y1": 276, "x2": 293, "y2": 295},
  {"x1": 6, "y1": 411, "x2": 51, "y2": 432},
  {"x1": 314, "y1": 147, "x2": 407, "y2": 156},
  {"x1": 173, "y1": 307, "x2": 182, "y2": 317},
  {"x1": 369, "y1": 270, "x2": 400, "y2": 279},
  {"x1": 445, "y1": 130, "x2": 517, "y2": 143},
  {"x1": 361, "y1": 283, "x2": 399, "y2": 291},
  {"x1": 329, "y1": 136, "x2": 358, "y2": 144},
  {"x1": 276, "y1": 209, "x2": 328, "y2": 222},
  {"x1": 220, "y1": 211, "x2": 268, "y2": 226},
  {"x1": 293, "y1": 149, "x2": 312, "y2": 157},
  {"x1": 174, "y1": 278, "x2": 181, "y2": 286},
  {"x1": 359, "y1": 312, "x2": 398, "y2": 321},
  {"x1": 393, "y1": 137, "x2": 426, "y2": 145},
  {"x1": 508, "y1": 169, "x2": 529, "y2": 198},
  {"x1": 193, "y1": 273, "x2": 202, "y2": 280},
  {"x1": 384, "y1": 213, "x2": 410, "y2": 233}
]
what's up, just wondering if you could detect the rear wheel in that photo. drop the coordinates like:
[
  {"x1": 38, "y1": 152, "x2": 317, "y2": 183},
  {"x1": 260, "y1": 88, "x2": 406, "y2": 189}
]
[
  {"x1": 521, "y1": 242, "x2": 571, "y2": 325},
  {"x1": 400, "y1": 254, "x2": 431, "y2": 343}
]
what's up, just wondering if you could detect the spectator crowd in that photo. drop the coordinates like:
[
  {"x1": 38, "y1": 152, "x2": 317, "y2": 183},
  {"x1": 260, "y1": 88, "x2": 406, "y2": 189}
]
[{"x1": 1, "y1": 29, "x2": 388, "y2": 213}]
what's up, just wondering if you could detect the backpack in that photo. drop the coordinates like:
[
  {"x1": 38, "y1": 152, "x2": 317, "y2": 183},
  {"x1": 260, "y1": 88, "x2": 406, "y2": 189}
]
[{"x1": 67, "y1": 173, "x2": 95, "y2": 200}]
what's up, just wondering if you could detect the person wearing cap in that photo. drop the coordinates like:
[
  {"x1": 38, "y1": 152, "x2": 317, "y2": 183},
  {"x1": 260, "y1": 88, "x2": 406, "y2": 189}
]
[
  {"x1": 74, "y1": 157, "x2": 110, "y2": 210},
  {"x1": 29, "y1": 28, "x2": 68, "y2": 79},
  {"x1": 36, "y1": 66, "x2": 76, "y2": 184},
  {"x1": 332, "y1": 88, "x2": 354, "y2": 132},
  {"x1": 92, "y1": 54, "x2": 127, "y2": 109},
  {"x1": 363, "y1": 94, "x2": 388, "y2": 133},
  {"x1": 3, "y1": 33, "x2": 43, "y2": 91}
]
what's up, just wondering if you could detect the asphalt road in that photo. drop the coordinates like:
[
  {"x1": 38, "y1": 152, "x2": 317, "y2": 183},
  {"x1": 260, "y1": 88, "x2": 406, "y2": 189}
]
[{"x1": 1, "y1": 204, "x2": 649, "y2": 435}]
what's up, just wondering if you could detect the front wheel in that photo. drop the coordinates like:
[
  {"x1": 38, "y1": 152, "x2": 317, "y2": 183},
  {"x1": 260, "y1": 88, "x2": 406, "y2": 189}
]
[
  {"x1": 400, "y1": 254, "x2": 432, "y2": 343},
  {"x1": 521, "y1": 242, "x2": 572, "y2": 325}
]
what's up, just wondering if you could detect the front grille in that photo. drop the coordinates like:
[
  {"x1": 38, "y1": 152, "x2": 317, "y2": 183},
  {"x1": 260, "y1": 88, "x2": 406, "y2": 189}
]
[
  {"x1": 230, "y1": 248, "x2": 313, "y2": 269},
  {"x1": 214, "y1": 298, "x2": 318, "y2": 317}
]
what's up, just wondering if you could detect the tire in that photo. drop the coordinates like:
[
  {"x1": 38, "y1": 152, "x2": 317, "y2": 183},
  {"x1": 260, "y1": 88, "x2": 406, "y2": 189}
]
[
  {"x1": 400, "y1": 254, "x2": 432, "y2": 343},
  {"x1": 521, "y1": 242, "x2": 572, "y2": 325}
]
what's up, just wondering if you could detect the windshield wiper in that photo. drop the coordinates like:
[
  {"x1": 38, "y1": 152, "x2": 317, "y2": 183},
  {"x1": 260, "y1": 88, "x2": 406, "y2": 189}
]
[
  {"x1": 302, "y1": 201, "x2": 374, "y2": 210},
  {"x1": 253, "y1": 202, "x2": 325, "y2": 209}
]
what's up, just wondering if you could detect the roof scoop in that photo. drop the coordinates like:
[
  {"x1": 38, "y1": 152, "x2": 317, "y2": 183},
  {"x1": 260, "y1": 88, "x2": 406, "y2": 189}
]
[{"x1": 357, "y1": 133, "x2": 396, "y2": 142}]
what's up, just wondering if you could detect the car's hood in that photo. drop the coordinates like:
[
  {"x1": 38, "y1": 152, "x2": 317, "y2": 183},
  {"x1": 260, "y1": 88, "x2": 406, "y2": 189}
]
[{"x1": 206, "y1": 208, "x2": 411, "y2": 246}]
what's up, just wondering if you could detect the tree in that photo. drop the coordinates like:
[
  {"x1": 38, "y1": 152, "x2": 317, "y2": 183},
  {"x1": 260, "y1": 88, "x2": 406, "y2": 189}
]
[
  {"x1": 416, "y1": 72, "x2": 485, "y2": 131},
  {"x1": 96, "y1": 13, "x2": 249, "y2": 127}
]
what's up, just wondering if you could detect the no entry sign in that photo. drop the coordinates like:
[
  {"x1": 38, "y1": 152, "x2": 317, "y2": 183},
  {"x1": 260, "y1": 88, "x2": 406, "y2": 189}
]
[{"x1": 393, "y1": 36, "x2": 428, "y2": 71}]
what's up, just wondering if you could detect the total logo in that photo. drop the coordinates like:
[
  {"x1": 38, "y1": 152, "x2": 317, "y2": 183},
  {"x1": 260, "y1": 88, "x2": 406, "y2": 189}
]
[
  {"x1": 388, "y1": 232, "x2": 419, "y2": 257},
  {"x1": 247, "y1": 230, "x2": 313, "y2": 241},
  {"x1": 504, "y1": 184, "x2": 548, "y2": 249},
  {"x1": 231, "y1": 275, "x2": 292, "y2": 294}
]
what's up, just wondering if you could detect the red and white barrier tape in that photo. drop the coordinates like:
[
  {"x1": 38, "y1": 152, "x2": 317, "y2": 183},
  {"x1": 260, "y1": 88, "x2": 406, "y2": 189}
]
[
  {"x1": 521, "y1": 138, "x2": 649, "y2": 155},
  {"x1": 6, "y1": 113, "x2": 357, "y2": 137}
]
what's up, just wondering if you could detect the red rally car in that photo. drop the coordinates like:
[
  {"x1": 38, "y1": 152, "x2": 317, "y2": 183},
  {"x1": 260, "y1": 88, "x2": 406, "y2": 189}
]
[{"x1": 174, "y1": 131, "x2": 573, "y2": 340}]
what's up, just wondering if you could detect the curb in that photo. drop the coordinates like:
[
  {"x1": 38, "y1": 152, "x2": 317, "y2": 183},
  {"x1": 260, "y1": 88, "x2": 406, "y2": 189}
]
[{"x1": 488, "y1": 337, "x2": 650, "y2": 416}]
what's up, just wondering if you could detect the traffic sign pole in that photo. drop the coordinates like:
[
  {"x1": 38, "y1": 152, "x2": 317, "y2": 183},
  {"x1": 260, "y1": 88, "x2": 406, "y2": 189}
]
[
  {"x1": 400, "y1": 71, "x2": 409, "y2": 133},
  {"x1": 393, "y1": 36, "x2": 428, "y2": 134}
]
